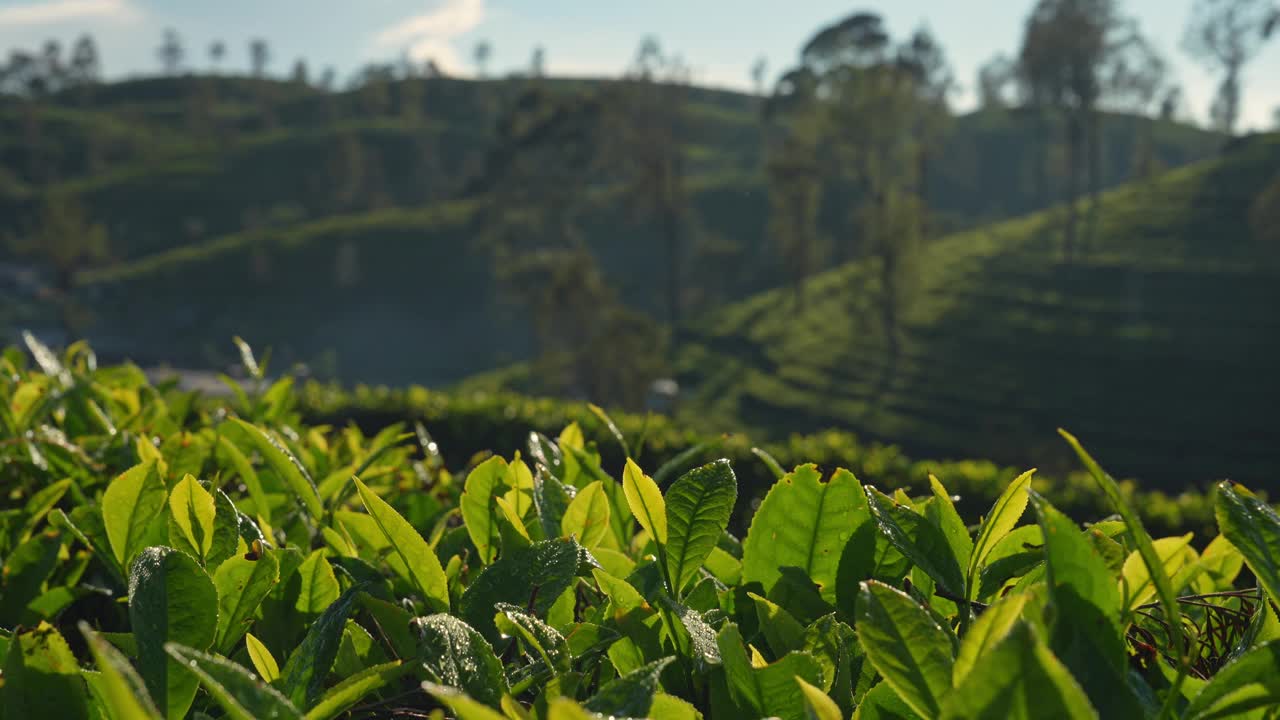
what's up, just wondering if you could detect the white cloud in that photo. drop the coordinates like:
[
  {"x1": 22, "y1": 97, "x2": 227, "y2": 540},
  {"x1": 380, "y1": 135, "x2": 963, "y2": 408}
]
[
  {"x1": 0, "y1": 0, "x2": 141, "y2": 28},
  {"x1": 373, "y1": 0, "x2": 485, "y2": 73}
]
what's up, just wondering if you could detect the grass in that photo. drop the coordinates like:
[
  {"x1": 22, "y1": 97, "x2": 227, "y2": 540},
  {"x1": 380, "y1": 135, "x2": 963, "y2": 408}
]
[{"x1": 675, "y1": 133, "x2": 1280, "y2": 491}]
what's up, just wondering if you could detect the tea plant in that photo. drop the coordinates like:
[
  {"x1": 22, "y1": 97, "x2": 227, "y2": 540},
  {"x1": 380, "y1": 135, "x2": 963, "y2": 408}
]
[{"x1": 0, "y1": 335, "x2": 1277, "y2": 719}]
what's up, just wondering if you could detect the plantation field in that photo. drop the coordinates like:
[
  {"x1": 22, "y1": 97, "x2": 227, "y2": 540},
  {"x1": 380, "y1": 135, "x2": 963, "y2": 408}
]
[
  {"x1": 2, "y1": 337, "x2": 1279, "y2": 720},
  {"x1": 675, "y1": 132, "x2": 1280, "y2": 491},
  {"x1": 1, "y1": 75, "x2": 1222, "y2": 381}
]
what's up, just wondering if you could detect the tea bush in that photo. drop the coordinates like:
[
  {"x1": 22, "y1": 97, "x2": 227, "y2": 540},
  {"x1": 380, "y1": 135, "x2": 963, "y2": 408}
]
[
  {"x1": 297, "y1": 381, "x2": 1217, "y2": 539},
  {"x1": 1, "y1": 336, "x2": 1277, "y2": 719}
]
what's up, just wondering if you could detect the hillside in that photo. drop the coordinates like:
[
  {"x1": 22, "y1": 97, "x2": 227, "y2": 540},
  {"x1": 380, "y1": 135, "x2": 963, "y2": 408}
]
[
  {"x1": 674, "y1": 133, "x2": 1280, "y2": 491},
  {"x1": 1, "y1": 74, "x2": 1224, "y2": 380}
]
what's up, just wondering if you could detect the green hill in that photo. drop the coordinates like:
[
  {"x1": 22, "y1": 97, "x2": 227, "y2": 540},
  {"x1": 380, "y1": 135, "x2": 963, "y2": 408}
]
[
  {"x1": 673, "y1": 133, "x2": 1280, "y2": 492},
  {"x1": 1, "y1": 75, "x2": 1224, "y2": 382}
]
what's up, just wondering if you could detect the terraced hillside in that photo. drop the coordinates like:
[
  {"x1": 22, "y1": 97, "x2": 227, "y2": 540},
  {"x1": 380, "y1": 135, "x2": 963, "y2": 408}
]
[
  {"x1": 2, "y1": 75, "x2": 1224, "y2": 380},
  {"x1": 675, "y1": 133, "x2": 1280, "y2": 490}
]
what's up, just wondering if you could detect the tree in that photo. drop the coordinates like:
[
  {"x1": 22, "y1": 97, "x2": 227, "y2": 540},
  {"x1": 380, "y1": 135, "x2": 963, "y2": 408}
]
[
  {"x1": 250, "y1": 39, "x2": 270, "y2": 77},
  {"x1": 1160, "y1": 85, "x2": 1183, "y2": 120},
  {"x1": 158, "y1": 28, "x2": 184, "y2": 75},
  {"x1": 772, "y1": 11, "x2": 951, "y2": 362},
  {"x1": 1103, "y1": 27, "x2": 1168, "y2": 179},
  {"x1": 530, "y1": 46, "x2": 546, "y2": 77},
  {"x1": 209, "y1": 40, "x2": 226, "y2": 71},
  {"x1": 7, "y1": 195, "x2": 109, "y2": 337},
  {"x1": 291, "y1": 59, "x2": 309, "y2": 85},
  {"x1": 977, "y1": 54, "x2": 1017, "y2": 109},
  {"x1": 1019, "y1": 0, "x2": 1134, "y2": 260},
  {"x1": 765, "y1": 115, "x2": 823, "y2": 309},
  {"x1": 1273, "y1": 105, "x2": 1280, "y2": 128},
  {"x1": 750, "y1": 56, "x2": 768, "y2": 96},
  {"x1": 68, "y1": 35, "x2": 100, "y2": 86},
  {"x1": 606, "y1": 37, "x2": 693, "y2": 333},
  {"x1": 1183, "y1": 0, "x2": 1276, "y2": 134},
  {"x1": 473, "y1": 40, "x2": 492, "y2": 78},
  {"x1": 41, "y1": 40, "x2": 64, "y2": 88},
  {"x1": 468, "y1": 86, "x2": 669, "y2": 406}
]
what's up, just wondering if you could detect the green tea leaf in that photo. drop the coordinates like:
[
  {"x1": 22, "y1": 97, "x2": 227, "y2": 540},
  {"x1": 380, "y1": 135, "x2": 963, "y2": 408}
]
[
  {"x1": 2, "y1": 622, "x2": 92, "y2": 720},
  {"x1": 623, "y1": 458, "x2": 668, "y2": 544},
  {"x1": 495, "y1": 603, "x2": 571, "y2": 674},
  {"x1": 246, "y1": 633, "x2": 281, "y2": 682},
  {"x1": 0, "y1": 528, "x2": 62, "y2": 624},
  {"x1": 294, "y1": 550, "x2": 340, "y2": 614},
  {"x1": 1119, "y1": 534, "x2": 1194, "y2": 612},
  {"x1": 650, "y1": 693, "x2": 703, "y2": 720},
  {"x1": 750, "y1": 592, "x2": 806, "y2": 656},
  {"x1": 967, "y1": 470, "x2": 1034, "y2": 596},
  {"x1": 413, "y1": 614, "x2": 508, "y2": 708},
  {"x1": 797, "y1": 676, "x2": 843, "y2": 720},
  {"x1": 561, "y1": 480, "x2": 611, "y2": 549},
  {"x1": 716, "y1": 623, "x2": 824, "y2": 720},
  {"x1": 214, "y1": 552, "x2": 281, "y2": 653},
  {"x1": 743, "y1": 466, "x2": 869, "y2": 603},
  {"x1": 1215, "y1": 481, "x2": 1280, "y2": 606},
  {"x1": 229, "y1": 418, "x2": 323, "y2": 520},
  {"x1": 658, "y1": 593, "x2": 722, "y2": 669},
  {"x1": 302, "y1": 660, "x2": 407, "y2": 720},
  {"x1": 940, "y1": 622, "x2": 1097, "y2": 719},
  {"x1": 1028, "y1": 490, "x2": 1139, "y2": 719},
  {"x1": 853, "y1": 681, "x2": 921, "y2": 720},
  {"x1": 207, "y1": 489, "x2": 242, "y2": 569},
  {"x1": 462, "y1": 455, "x2": 509, "y2": 565},
  {"x1": 129, "y1": 546, "x2": 219, "y2": 720},
  {"x1": 1185, "y1": 640, "x2": 1280, "y2": 720},
  {"x1": 217, "y1": 435, "x2": 271, "y2": 523},
  {"x1": 952, "y1": 592, "x2": 1029, "y2": 685},
  {"x1": 665, "y1": 460, "x2": 737, "y2": 595},
  {"x1": 534, "y1": 468, "x2": 574, "y2": 541},
  {"x1": 1060, "y1": 430, "x2": 1185, "y2": 699},
  {"x1": 164, "y1": 643, "x2": 302, "y2": 720},
  {"x1": 583, "y1": 657, "x2": 673, "y2": 717},
  {"x1": 866, "y1": 487, "x2": 966, "y2": 599},
  {"x1": 460, "y1": 539, "x2": 584, "y2": 641},
  {"x1": 855, "y1": 581, "x2": 954, "y2": 719},
  {"x1": 169, "y1": 474, "x2": 216, "y2": 561},
  {"x1": 279, "y1": 586, "x2": 362, "y2": 710},
  {"x1": 104, "y1": 461, "x2": 167, "y2": 571},
  {"x1": 353, "y1": 477, "x2": 449, "y2": 612},
  {"x1": 422, "y1": 682, "x2": 508, "y2": 720},
  {"x1": 80, "y1": 622, "x2": 163, "y2": 720},
  {"x1": 926, "y1": 475, "x2": 973, "y2": 577}
]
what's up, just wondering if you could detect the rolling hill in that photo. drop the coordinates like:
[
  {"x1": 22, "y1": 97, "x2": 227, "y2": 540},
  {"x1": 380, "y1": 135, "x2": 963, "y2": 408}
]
[
  {"x1": 0, "y1": 74, "x2": 1225, "y2": 383},
  {"x1": 673, "y1": 132, "x2": 1280, "y2": 491}
]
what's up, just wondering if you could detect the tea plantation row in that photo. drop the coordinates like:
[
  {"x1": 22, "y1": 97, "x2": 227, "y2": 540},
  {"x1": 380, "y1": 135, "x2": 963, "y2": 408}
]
[{"x1": 1, "y1": 337, "x2": 1277, "y2": 719}]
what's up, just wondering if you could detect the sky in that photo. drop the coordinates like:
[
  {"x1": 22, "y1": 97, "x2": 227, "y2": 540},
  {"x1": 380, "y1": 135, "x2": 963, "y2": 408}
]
[{"x1": 1, "y1": 0, "x2": 1277, "y2": 130}]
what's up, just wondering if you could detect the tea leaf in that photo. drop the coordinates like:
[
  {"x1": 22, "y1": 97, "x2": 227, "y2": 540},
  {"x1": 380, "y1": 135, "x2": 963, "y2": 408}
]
[
  {"x1": 742, "y1": 466, "x2": 869, "y2": 604},
  {"x1": 354, "y1": 477, "x2": 450, "y2": 612},
  {"x1": 855, "y1": 581, "x2": 954, "y2": 719},
  {"x1": 165, "y1": 643, "x2": 302, "y2": 720},
  {"x1": 941, "y1": 622, "x2": 1097, "y2": 719},
  {"x1": 129, "y1": 546, "x2": 219, "y2": 720},
  {"x1": 665, "y1": 460, "x2": 737, "y2": 595}
]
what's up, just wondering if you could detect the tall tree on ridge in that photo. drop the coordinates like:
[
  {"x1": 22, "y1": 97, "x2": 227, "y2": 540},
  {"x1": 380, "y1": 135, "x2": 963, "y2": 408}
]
[
  {"x1": 1020, "y1": 0, "x2": 1129, "y2": 260},
  {"x1": 209, "y1": 40, "x2": 226, "y2": 71},
  {"x1": 607, "y1": 36, "x2": 693, "y2": 335},
  {"x1": 158, "y1": 28, "x2": 184, "y2": 75},
  {"x1": 1183, "y1": 0, "x2": 1276, "y2": 135},
  {"x1": 250, "y1": 38, "x2": 270, "y2": 77},
  {"x1": 473, "y1": 40, "x2": 492, "y2": 78}
]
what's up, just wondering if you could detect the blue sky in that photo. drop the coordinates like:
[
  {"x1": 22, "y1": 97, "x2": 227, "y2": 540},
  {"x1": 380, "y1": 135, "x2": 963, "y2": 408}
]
[{"x1": 1, "y1": 0, "x2": 1277, "y2": 129}]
